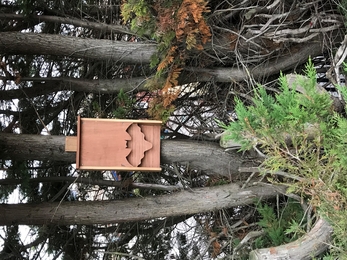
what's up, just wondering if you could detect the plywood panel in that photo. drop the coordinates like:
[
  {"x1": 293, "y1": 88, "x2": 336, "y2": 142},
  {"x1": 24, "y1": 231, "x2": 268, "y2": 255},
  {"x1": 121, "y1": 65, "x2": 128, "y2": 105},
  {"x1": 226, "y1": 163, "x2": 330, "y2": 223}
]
[
  {"x1": 79, "y1": 119, "x2": 132, "y2": 168},
  {"x1": 139, "y1": 124, "x2": 161, "y2": 168},
  {"x1": 65, "y1": 136, "x2": 77, "y2": 152},
  {"x1": 72, "y1": 117, "x2": 162, "y2": 171},
  {"x1": 127, "y1": 124, "x2": 153, "y2": 167},
  {"x1": 76, "y1": 116, "x2": 81, "y2": 169},
  {"x1": 81, "y1": 118, "x2": 162, "y2": 124},
  {"x1": 78, "y1": 166, "x2": 162, "y2": 171}
]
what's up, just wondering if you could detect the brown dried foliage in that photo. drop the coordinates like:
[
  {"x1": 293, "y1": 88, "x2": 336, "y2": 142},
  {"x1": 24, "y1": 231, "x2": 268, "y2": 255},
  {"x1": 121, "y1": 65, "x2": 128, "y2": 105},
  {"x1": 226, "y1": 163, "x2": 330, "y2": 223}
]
[{"x1": 157, "y1": 0, "x2": 211, "y2": 112}]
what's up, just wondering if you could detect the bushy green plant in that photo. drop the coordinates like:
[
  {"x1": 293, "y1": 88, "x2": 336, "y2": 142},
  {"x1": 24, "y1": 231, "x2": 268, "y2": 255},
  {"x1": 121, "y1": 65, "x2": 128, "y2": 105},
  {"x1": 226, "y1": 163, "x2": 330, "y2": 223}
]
[{"x1": 221, "y1": 59, "x2": 347, "y2": 257}]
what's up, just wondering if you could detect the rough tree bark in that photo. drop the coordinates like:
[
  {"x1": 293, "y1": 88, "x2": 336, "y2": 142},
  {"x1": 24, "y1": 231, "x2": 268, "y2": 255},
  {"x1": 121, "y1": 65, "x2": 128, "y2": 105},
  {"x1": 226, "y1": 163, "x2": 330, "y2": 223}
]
[
  {"x1": 0, "y1": 133, "x2": 74, "y2": 161},
  {"x1": 0, "y1": 32, "x2": 156, "y2": 64},
  {"x1": 0, "y1": 183, "x2": 284, "y2": 226}
]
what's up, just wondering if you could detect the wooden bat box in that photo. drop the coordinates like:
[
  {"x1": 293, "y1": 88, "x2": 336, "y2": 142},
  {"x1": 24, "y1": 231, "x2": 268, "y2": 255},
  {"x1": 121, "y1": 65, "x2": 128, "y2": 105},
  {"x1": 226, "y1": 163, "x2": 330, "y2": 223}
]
[{"x1": 65, "y1": 117, "x2": 162, "y2": 171}]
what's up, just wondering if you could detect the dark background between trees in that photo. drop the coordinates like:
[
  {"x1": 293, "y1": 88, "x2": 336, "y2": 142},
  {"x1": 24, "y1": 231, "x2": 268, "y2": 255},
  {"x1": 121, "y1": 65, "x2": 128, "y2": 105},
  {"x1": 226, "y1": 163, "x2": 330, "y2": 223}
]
[{"x1": 0, "y1": 0, "x2": 346, "y2": 259}]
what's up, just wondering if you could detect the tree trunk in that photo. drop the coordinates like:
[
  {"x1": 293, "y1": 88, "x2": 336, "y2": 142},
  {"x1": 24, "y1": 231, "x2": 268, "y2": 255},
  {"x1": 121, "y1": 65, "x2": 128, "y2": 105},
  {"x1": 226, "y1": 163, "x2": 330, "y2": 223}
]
[
  {"x1": 0, "y1": 32, "x2": 156, "y2": 64},
  {"x1": 0, "y1": 183, "x2": 284, "y2": 226},
  {"x1": 0, "y1": 133, "x2": 254, "y2": 176}
]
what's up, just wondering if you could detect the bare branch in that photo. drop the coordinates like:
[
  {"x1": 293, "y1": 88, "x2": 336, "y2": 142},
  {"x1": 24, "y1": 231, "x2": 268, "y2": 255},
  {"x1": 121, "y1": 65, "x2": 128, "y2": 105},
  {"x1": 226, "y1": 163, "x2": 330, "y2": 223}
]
[
  {"x1": 0, "y1": 176, "x2": 180, "y2": 192},
  {"x1": 0, "y1": 13, "x2": 135, "y2": 35}
]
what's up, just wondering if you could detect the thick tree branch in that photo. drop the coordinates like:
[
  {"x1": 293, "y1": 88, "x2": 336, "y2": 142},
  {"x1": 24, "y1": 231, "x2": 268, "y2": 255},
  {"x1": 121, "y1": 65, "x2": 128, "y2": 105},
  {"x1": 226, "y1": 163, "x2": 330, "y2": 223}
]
[
  {"x1": 0, "y1": 183, "x2": 284, "y2": 225},
  {"x1": 0, "y1": 32, "x2": 156, "y2": 64},
  {"x1": 0, "y1": 133, "x2": 74, "y2": 162},
  {"x1": 161, "y1": 139, "x2": 257, "y2": 177}
]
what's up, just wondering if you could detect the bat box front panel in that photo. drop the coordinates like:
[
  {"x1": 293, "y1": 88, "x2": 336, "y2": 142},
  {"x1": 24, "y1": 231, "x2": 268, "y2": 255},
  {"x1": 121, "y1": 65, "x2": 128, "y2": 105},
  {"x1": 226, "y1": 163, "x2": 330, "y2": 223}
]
[{"x1": 76, "y1": 117, "x2": 161, "y2": 171}]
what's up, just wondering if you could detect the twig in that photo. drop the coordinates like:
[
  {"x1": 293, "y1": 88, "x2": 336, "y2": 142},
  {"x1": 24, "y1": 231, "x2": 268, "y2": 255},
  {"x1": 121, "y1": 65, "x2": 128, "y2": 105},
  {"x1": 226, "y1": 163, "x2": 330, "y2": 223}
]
[
  {"x1": 50, "y1": 174, "x2": 81, "y2": 223},
  {"x1": 241, "y1": 172, "x2": 257, "y2": 189},
  {"x1": 239, "y1": 166, "x2": 304, "y2": 182},
  {"x1": 327, "y1": 34, "x2": 347, "y2": 99},
  {"x1": 20, "y1": 89, "x2": 51, "y2": 134},
  {"x1": 232, "y1": 230, "x2": 265, "y2": 258},
  {"x1": 49, "y1": 182, "x2": 70, "y2": 202},
  {"x1": 97, "y1": 251, "x2": 145, "y2": 259}
]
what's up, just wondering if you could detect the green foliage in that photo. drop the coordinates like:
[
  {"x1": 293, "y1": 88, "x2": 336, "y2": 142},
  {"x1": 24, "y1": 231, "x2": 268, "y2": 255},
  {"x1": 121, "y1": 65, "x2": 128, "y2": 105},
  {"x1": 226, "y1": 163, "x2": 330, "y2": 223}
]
[
  {"x1": 2, "y1": 160, "x2": 31, "y2": 201},
  {"x1": 221, "y1": 59, "x2": 347, "y2": 256},
  {"x1": 150, "y1": 53, "x2": 161, "y2": 69},
  {"x1": 257, "y1": 204, "x2": 286, "y2": 246},
  {"x1": 221, "y1": 59, "x2": 332, "y2": 154},
  {"x1": 121, "y1": 0, "x2": 155, "y2": 37},
  {"x1": 0, "y1": 225, "x2": 22, "y2": 258},
  {"x1": 255, "y1": 199, "x2": 304, "y2": 247},
  {"x1": 112, "y1": 89, "x2": 135, "y2": 119},
  {"x1": 0, "y1": 184, "x2": 15, "y2": 202},
  {"x1": 147, "y1": 101, "x2": 175, "y2": 122},
  {"x1": 92, "y1": 100, "x2": 102, "y2": 116},
  {"x1": 17, "y1": 0, "x2": 36, "y2": 16},
  {"x1": 86, "y1": 90, "x2": 135, "y2": 119}
]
